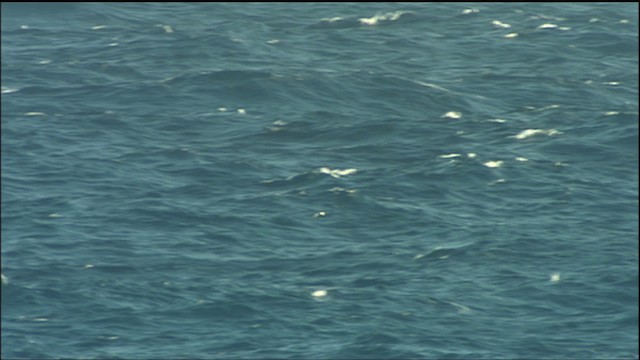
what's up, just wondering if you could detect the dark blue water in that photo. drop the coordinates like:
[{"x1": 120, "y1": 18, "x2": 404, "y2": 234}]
[{"x1": 2, "y1": 3, "x2": 638, "y2": 359}]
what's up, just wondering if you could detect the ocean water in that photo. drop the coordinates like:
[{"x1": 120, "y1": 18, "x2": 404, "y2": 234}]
[{"x1": 1, "y1": 2, "x2": 638, "y2": 359}]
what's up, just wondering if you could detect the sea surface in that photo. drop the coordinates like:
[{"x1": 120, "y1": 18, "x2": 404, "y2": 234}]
[{"x1": 1, "y1": 3, "x2": 638, "y2": 359}]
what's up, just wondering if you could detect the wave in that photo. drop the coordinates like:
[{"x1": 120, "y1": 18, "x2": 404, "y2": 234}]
[{"x1": 309, "y1": 10, "x2": 416, "y2": 29}]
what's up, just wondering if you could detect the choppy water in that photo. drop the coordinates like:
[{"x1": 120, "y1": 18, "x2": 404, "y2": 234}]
[{"x1": 1, "y1": 3, "x2": 638, "y2": 359}]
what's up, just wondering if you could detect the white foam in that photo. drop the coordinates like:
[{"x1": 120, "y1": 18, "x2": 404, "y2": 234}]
[
  {"x1": 438, "y1": 153, "x2": 461, "y2": 159},
  {"x1": 154, "y1": 24, "x2": 173, "y2": 33},
  {"x1": 1, "y1": 274, "x2": 7, "y2": 285},
  {"x1": 504, "y1": 33, "x2": 519, "y2": 38},
  {"x1": 237, "y1": 108, "x2": 246, "y2": 114},
  {"x1": 442, "y1": 111, "x2": 462, "y2": 119},
  {"x1": 91, "y1": 25, "x2": 107, "y2": 30},
  {"x1": 537, "y1": 23, "x2": 558, "y2": 29},
  {"x1": 359, "y1": 16, "x2": 380, "y2": 26},
  {"x1": 492, "y1": 20, "x2": 511, "y2": 28},
  {"x1": 513, "y1": 129, "x2": 542, "y2": 139},
  {"x1": 538, "y1": 104, "x2": 561, "y2": 111},
  {"x1": 512, "y1": 129, "x2": 562, "y2": 140},
  {"x1": 549, "y1": 272, "x2": 561, "y2": 283},
  {"x1": 321, "y1": 17, "x2": 343, "y2": 23},
  {"x1": 311, "y1": 289, "x2": 328, "y2": 297},
  {"x1": 467, "y1": 153, "x2": 477, "y2": 159},
  {"x1": 515, "y1": 157, "x2": 528, "y2": 162},
  {"x1": 24, "y1": 112, "x2": 46, "y2": 116},
  {"x1": 319, "y1": 167, "x2": 357, "y2": 178},
  {"x1": 313, "y1": 211, "x2": 327, "y2": 218},
  {"x1": 462, "y1": 9, "x2": 479, "y2": 15},
  {"x1": 359, "y1": 11, "x2": 410, "y2": 26},
  {"x1": 2, "y1": 87, "x2": 19, "y2": 94},
  {"x1": 483, "y1": 160, "x2": 503, "y2": 168},
  {"x1": 329, "y1": 187, "x2": 357, "y2": 194}
]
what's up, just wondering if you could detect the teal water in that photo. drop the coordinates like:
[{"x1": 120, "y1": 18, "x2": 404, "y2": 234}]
[{"x1": 2, "y1": 3, "x2": 638, "y2": 359}]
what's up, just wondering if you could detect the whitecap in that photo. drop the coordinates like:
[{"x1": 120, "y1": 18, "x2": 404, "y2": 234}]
[
  {"x1": 438, "y1": 153, "x2": 461, "y2": 159},
  {"x1": 311, "y1": 289, "x2": 328, "y2": 297},
  {"x1": 442, "y1": 111, "x2": 462, "y2": 119},
  {"x1": 321, "y1": 17, "x2": 343, "y2": 23},
  {"x1": 1, "y1": 87, "x2": 19, "y2": 94},
  {"x1": 492, "y1": 20, "x2": 511, "y2": 28},
  {"x1": 154, "y1": 24, "x2": 173, "y2": 33},
  {"x1": 462, "y1": 9, "x2": 479, "y2": 15},
  {"x1": 359, "y1": 11, "x2": 411, "y2": 26},
  {"x1": 329, "y1": 187, "x2": 357, "y2": 194},
  {"x1": 483, "y1": 160, "x2": 503, "y2": 168},
  {"x1": 537, "y1": 23, "x2": 558, "y2": 29},
  {"x1": 512, "y1": 129, "x2": 562, "y2": 140},
  {"x1": 319, "y1": 167, "x2": 357, "y2": 178},
  {"x1": 488, "y1": 178, "x2": 506, "y2": 185}
]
